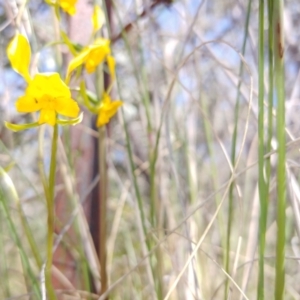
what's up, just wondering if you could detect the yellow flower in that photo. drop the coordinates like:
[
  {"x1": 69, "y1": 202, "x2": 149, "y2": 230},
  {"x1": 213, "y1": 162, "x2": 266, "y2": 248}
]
[
  {"x1": 67, "y1": 38, "x2": 111, "y2": 79},
  {"x1": 6, "y1": 33, "x2": 81, "y2": 130},
  {"x1": 96, "y1": 93, "x2": 123, "y2": 127},
  {"x1": 7, "y1": 34, "x2": 31, "y2": 83},
  {"x1": 45, "y1": 0, "x2": 77, "y2": 15},
  {"x1": 59, "y1": 0, "x2": 77, "y2": 15},
  {"x1": 16, "y1": 73, "x2": 80, "y2": 126}
]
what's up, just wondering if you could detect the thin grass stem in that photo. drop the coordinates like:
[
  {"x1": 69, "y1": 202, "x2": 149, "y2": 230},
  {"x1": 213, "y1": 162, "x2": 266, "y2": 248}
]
[
  {"x1": 273, "y1": 0, "x2": 286, "y2": 298},
  {"x1": 257, "y1": 0, "x2": 268, "y2": 299},
  {"x1": 99, "y1": 126, "x2": 108, "y2": 297},
  {"x1": 224, "y1": 1, "x2": 252, "y2": 297}
]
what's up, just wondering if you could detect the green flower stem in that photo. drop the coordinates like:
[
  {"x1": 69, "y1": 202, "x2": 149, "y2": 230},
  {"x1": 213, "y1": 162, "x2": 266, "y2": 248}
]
[
  {"x1": 257, "y1": 0, "x2": 267, "y2": 299},
  {"x1": 266, "y1": 0, "x2": 274, "y2": 193},
  {"x1": 99, "y1": 126, "x2": 108, "y2": 296},
  {"x1": 45, "y1": 123, "x2": 58, "y2": 300},
  {"x1": 273, "y1": 0, "x2": 286, "y2": 298}
]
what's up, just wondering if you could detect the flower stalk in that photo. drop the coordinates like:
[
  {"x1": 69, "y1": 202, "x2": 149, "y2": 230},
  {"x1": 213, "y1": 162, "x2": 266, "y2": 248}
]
[
  {"x1": 99, "y1": 125, "x2": 108, "y2": 296},
  {"x1": 45, "y1": 123, "x2": 59, "y2": 300}
]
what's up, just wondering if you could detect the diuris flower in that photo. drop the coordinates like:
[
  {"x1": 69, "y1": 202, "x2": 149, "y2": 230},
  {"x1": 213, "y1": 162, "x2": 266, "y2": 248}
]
[
  {"x1": 96, "y1": 93, "x2": 123, "y2": 127},
  {"x1": 6, "y1": 33, "x2": 80, "y2": 129},
  {"x1": 45, "y1": 0, "x2": 77, "y2": 15},
  {"x1": 67, "y1": 38, "x2": 114, "y2": 79},
  {"x1": 16, "y1": 73, "x2": 80, "y2": 126}
]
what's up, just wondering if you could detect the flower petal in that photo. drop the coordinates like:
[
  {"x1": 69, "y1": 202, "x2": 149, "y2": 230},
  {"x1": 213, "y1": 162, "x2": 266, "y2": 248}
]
[
  {"x1": 96, "y1": 111, "x2": 110, "y2": 127},
  {"x1": 66, "y1": 48, "x2": 90, "y2": 80},
  {"x1": 5, "y1": 121, "x2": 40, "y2": 132},
  {"x1": 104, "y1": 101, "x2": 123, "y2": 118},
  {"x1": 59, "y1": 0, "x2": 77, "y2": 15},
  {"x1": 85, "y1": 39, "x2": 111, "y2": 73},
  {"x1": 92, "y1": 5, "x2": 105, "y2": 33},
  {"x1": 39, "y1": 109, "x2": 57, "y2": 126},
  {"x1": 7, "y1": 34, "x2": 32, "y2": 83},
  {"x1": 27, "y1": 73, "x2": 71, "y2": 100},
  {"x1": 96, "y1": 99, "x2": 123, "y2": 127},
  {"x1": 44, "y1": 73, "x2": 71, "y2": 98},
  {"x1": 16, "y1": 95, "x2": 41, "y2": 113},
  {"x1": 85, "y1": 48, "x2": 108, "y2": 73},
  {"x1": 107, "y1": 55, "x2": 116, "y2": 80},
  {"x1": 56, "y1": 98, "x2": 80, "y2": 118}
]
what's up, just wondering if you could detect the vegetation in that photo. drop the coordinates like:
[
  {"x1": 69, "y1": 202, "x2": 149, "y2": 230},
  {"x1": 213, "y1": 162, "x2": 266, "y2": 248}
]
[{"x1": 0, "y1": 0, "x2": 299, "y2": 299}]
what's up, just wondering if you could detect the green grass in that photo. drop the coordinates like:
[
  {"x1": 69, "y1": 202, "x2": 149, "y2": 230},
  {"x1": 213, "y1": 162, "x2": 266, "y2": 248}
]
[{"x1": 0, "y1": 0, "x2": 298, "y2": 299}]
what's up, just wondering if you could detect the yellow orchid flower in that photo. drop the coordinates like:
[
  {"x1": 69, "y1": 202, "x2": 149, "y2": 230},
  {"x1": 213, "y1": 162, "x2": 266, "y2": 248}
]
[
  {"x1": 66, "y1": 38, "x2": 111, "y2": 79},
  {"x1": 92, "y1": 5, "x2": 105, "y2": 33},
  {"x1": 96, "y1": 93, "x2": 123, "y2": 127},
  {"x1": 6, "y1": 33, "x2": 80, "y2": 128},
  {"x1": 7, "y1": 34, "x2": 31, "y2": 83},
  {"x1": 45, "y1": 0, "x2": 77, "y2": 15},
  {"x1": 16, "y1": 73, "x2": 80, "y2": 126}
]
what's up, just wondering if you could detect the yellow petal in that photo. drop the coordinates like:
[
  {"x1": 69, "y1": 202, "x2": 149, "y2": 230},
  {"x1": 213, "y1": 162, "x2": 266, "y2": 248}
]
[
  {"x1": 107, "y1": 55, "x2": 116, "y2": 80},
  {"x1": 16, "y1": 95, "x2": 41, "y2": 113},
  {"x1": 56, "y1": 98, "x2": 80, "y2": 118},
  {"x1": 84, "y1": 38, "x2": 110, "y2": 73},
  {"x1": 104, "y1": 101, "x2": 123, "y2": 118},
  {"x1": 66, "y1": 48, "x2": 90, "y2": 80},
  {"x1": 96, "y1": 96, "x2": 123, "y2": 127},
  {"x1": 94, "y1": 38, "x2": 110, "y2": 47},
  {"x1": 96, "y1": 111, "x2": 110, "y2": 127},
  {"x1": 39, "y1": 109, "x2": 56, "y2": 126},
  {"x1": 7, "y1": 34, "x2": 31, "y2": 83},
  {"x1": 26, "y1": 73, "x2": 71, "y2": 100},
  {"x1": 85, "y1": 47, "x2": 110, "y2": 73},
  {"x1": 43, "y1": 73, "x2": 71, "y2": 98},
  {"x1": 59, "y1": 0, "x2": 77, "y2": 15},
  {"x1": 92, "y1": 5, "x2": 105, "y2": 33}
]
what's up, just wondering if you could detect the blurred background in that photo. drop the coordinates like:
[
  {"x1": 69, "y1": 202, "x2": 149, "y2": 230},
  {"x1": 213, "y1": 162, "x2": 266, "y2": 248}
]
[{"x1": 1, "y1": 0, "x2": 300, "y2": 299}]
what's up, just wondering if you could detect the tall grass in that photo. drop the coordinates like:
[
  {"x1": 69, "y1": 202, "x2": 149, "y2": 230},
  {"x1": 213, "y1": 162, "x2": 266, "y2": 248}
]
[
  {"x1": 257, "y1": 0, "x2": 267, "y2": 298},
  {"x1": 0, "y1": 0, "x2": 298, "y2": 299},
  {"x1": 273, "y1": 1, "x2": 286, "y2": 299}
]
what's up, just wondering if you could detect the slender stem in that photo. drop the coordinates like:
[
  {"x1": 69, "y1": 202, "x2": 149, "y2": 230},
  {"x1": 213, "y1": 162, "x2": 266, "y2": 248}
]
[
  {"x1": 224, "y1": 1, "x2": 252, "y2": 297},
  {"x1": 266, "y1": 0, "x2": 274, "y2": 189},
  {"x1": 45, "y1": 124, "x2": 58, "y2": 300},
  {"x1": 149, "y1": 147, "x2": 163, "y2": 299},
  {"x1": 99, "y1": 126, "x2": 108, "y2": 297},
  {"x1": 257, "y1": 0, "x2": 268, "y2": 299},
  {"x1": 273, "y1": 1, "x2": 286, "y2": 298}
]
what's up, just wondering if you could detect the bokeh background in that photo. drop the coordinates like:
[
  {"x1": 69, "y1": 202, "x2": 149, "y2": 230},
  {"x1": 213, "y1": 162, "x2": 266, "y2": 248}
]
[{"x1": 1, "y1": 0, "x2": 300, "y2": 299}]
